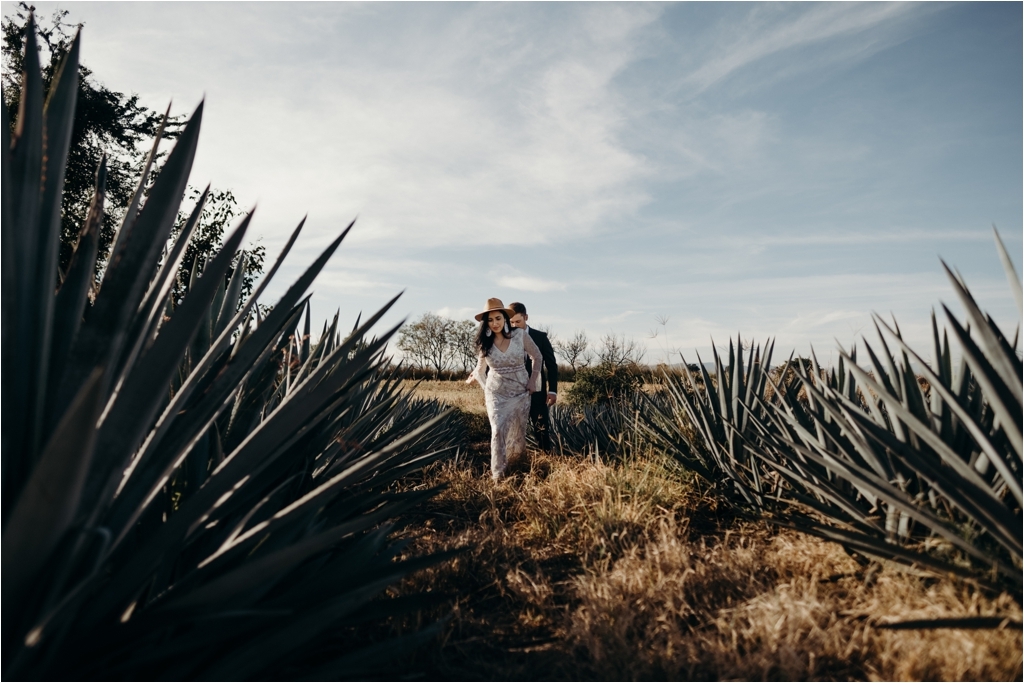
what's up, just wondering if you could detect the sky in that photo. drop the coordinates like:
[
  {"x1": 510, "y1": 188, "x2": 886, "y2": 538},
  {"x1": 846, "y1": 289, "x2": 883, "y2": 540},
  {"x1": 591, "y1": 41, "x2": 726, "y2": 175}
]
[{"x1": 7, "y1": 1, "x2": 1023, "y2": 365}]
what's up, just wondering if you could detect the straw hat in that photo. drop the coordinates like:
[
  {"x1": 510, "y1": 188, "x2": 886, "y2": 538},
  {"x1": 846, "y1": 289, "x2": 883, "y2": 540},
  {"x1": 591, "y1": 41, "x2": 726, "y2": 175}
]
[{"x1": 474, "y1": 297, "x2": 514, "y2": 322}]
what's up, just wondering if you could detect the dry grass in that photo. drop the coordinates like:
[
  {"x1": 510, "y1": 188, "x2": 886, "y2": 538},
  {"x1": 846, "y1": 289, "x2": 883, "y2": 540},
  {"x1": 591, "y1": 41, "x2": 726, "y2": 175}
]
[
  {"x1": 569, "y1": 522, "x2": 1021, "y2": 681},
  {"x1": 406, "y1": 380, "x2": 490, "y2": 414},
  {"x1": 379, "y1": 381, "x2": 1022, "y2": 681},
  {"x1": 401, "y1": 379, "x2": 581, "y2": 414}
]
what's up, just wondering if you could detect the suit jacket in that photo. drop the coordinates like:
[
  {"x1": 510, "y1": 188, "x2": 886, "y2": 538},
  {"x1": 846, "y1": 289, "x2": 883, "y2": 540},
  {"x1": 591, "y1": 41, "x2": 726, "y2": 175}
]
[{"x1": 524, "y1": 327, "x2": 559, "y2": 395}]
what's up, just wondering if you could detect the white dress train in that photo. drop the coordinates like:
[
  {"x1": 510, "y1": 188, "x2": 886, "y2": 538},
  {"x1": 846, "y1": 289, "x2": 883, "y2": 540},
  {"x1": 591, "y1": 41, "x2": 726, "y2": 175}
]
[{"x1": 472, "y1": 329, "x2": 543, "y2": 479}]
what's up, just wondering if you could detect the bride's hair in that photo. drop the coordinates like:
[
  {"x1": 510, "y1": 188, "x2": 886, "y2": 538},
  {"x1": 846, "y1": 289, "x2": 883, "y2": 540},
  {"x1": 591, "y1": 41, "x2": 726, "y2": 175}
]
[{"x1": 476, "y1": 311, "x2": 514, "y2": 356}]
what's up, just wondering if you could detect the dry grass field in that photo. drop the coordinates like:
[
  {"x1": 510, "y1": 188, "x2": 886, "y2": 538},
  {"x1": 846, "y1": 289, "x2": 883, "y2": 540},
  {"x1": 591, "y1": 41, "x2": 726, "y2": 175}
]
[{"x1": 383, "y1": 381, "x2": 1022, "y2": 681}]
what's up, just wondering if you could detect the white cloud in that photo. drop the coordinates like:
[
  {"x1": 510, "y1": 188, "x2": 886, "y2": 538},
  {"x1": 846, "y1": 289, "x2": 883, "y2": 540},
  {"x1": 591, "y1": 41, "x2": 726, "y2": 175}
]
[
  {"x1": 599, "y1": 310, "x2": 640, "y2": 324},
  {"x1": 435, "y1": 306, "x2": 476, "y2": 321},
  {"x1": 683, "y1": 3, "x2": 921, "y2": 93},
  {"x1": 12, "y1": 2, "x2": 1017, "y2": 366},
  {"x1": 496, "y1": 267, "x2": 566, "y2": 293}
]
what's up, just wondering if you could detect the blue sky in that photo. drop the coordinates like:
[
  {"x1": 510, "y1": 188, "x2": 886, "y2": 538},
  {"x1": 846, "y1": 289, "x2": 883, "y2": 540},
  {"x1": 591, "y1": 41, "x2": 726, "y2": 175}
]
[{"x1": 11, "y1": 2, "x2": 1023, "y2": 364}]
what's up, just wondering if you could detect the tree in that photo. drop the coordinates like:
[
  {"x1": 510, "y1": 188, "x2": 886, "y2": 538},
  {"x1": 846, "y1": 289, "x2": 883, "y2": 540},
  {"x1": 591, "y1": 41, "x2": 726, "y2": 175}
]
[
  {"x1": 450, "y1": 319, "x2": 478, "y2": 373},
  {"x1": 2, "y1": 3, "x2": 181, "y2": 278},
  {"x1": 3, "y1": 5, "x2": 264, "y2": 301},
  {"x1": 597, "y1": 333, "x2": 645, "y2": 367},
  {"x1": 170, "y1": 187, "x2": 266, "y2": 305},
  {"x1": 555, "y1": 329, "x2": 592, "y2": 371},
  {"x1": 397, "y1": 313, "x2": 456, "y2": 378},
  {"x1": 396, "y1": 314, "x2": 480, "y2": 377}
]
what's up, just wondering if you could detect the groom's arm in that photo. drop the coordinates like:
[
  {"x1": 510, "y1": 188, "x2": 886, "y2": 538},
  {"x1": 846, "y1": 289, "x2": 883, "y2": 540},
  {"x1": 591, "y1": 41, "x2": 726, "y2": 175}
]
[{"x1": 535, "y1": 330, "x2": 559, "y2": 395}]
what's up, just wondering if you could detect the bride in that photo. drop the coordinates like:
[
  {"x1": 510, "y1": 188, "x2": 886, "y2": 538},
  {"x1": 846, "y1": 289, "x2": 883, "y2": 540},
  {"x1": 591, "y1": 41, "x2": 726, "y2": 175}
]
[{"x1": 466, "y1": 298, "x2": 543, "y2": 481}]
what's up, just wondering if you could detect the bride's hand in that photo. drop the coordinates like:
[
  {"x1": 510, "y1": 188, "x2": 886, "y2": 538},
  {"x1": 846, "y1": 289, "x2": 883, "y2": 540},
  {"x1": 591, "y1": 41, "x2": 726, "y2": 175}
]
[{"x1": 465, "y1": 375, "x2": 476, "y2": 385}]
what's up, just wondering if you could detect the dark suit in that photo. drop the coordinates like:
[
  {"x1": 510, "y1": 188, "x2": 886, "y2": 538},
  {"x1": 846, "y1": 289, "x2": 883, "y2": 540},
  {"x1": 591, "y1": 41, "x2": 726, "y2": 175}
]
[{"x1": 524, "y1": 327, "x2": 558, "y2": 451}]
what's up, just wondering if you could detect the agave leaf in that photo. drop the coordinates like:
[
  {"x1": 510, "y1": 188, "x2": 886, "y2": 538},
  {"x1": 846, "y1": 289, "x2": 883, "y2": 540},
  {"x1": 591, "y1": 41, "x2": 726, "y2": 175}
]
[
  {"x1": 872, "y1": 438, "x2": 1021, "y2": 556},
  {"x1": 301, "y1": 302, "x2": 311, "y2": 362},
  {"x1": 215, "y1": 252, "x2": 247, "y2": 337},
  {"x1": 104, "y1": 104, "x2": 170, "y2": 271},
  {"x1": 104, "y1": 301, "x2": 306, "y2": 550},
  {"x1": 874, "y1": 314, "x2": 1022, "y2": 507},
  {"x1": 942, "y1": 261, "x2": 1023, "y2": 405},
  {"x1": 161, "y1": 491, "x2": 436, "y2": 612},
  {"x1": 8, "y1": 15, "x2": 45, "y2": 477},
  {"x1": 1, "y1": 368, "x2": 104, "y2": 619},
  {"x1": 131, "y1": 218, "x2": 320, "y2": 480},
  {"x1": 797, "y1": 395, "x2": 1019, "y2": 560},
  {"x1": 809, "y1": 368, "x2": 1019, "y2": 552},
  {"x1": 775, "y1": 517, "x2": 1007, "y2": 592},
  {"x1": 202, "y1": 310, "x2": 401, "y2": 487},
  {"x1": 82, "y1": 214, "x2": 250, "y2": 524},
  {"x1": 206, "y1": 546, "x2": 460, "y2": 681},
  {"x1": 28, "y1": 32, "x2": 80, "y2": 462},
  {"x1": 48, "y1": 159, "x2": 105, "y2": 415},
  {"x1": 941, "y1": 306, "x2": 1023, "y2": 459},
  {"x1": 205, "y1": 578, "x2": 389, "y2": 679},
  {"x1": 104, "y1": 224, "x2": 357, "y2": 548},
  {"x1": 116, "y1": 185, "x2": 210, "y2": 382},
  {"x1": 54, "y1": 102, "x2": 203, "y2": 426},
  {"x1": 782, "y1": 370, "x2": 891, "y2": 480},
  {"x1": 211, "y1": 409, "x2": 446, "y2": 555},
  {"x1": 837, "y1": 347, "x2": 1004, "y2": 504},
  {"x1": 992, "y1": 227, "x2": 1023, "y2": 318},
  {"x1": 205, "y1": 268, "x2": 226, "y2": 354},
  {"x1": 1, "y1": 85, "x2": 15, "y2": 520},
  {"x1": 773, "y1": 409, "x2": 1019, "y2": 577},
  {"x1": 90, "y1": 269, "x2": 380, "y2": 620}
]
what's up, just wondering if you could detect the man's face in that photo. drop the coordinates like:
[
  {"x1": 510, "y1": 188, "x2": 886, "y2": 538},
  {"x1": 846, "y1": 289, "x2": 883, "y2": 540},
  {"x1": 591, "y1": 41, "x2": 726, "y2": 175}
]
[{"x1": 510, "y1": 312, "x2": 527, "y2": 329}]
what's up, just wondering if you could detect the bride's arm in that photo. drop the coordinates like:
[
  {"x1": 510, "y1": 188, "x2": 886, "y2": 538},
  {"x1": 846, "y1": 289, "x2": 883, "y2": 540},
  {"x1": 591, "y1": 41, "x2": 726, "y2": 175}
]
[
  {"x1": 466, "y1": 352, "x2": 487, "y2": 385},
  {"x1": 523, "y1": 333, "x2": 543, "y2": 393}
]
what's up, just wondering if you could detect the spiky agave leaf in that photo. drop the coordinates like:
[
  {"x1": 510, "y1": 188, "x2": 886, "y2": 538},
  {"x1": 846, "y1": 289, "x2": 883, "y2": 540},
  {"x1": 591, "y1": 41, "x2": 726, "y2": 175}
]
[
  {"x1": 643, "y1": 337, "x2": 782, "y2": 508},
  {"x1": 2, "y1": 20, "x2": 460, "y2": 679},
  {"x1": 646, "y1": 237, "x2": 1022, "y2": 601},
  {"x1": 541, "y1": 392, "x2": 656, "y2": 462}
]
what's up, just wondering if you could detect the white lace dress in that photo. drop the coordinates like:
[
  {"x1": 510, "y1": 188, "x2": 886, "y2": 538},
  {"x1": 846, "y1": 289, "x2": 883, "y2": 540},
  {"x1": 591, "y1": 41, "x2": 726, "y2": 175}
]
[{"x1": 472, "y1": 329, "x2": 543, "y2": 479}]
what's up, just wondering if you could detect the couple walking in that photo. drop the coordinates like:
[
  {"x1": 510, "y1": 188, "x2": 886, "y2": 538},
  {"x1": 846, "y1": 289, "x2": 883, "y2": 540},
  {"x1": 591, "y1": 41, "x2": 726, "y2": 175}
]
[{"x1": 466, "y1": 299, "x2": 558, "y2": 480}]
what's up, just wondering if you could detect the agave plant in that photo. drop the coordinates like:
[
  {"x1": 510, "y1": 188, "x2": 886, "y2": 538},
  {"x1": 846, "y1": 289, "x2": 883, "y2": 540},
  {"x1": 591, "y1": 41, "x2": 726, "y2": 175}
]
[
  {"x1": 2, "y1": 19, "x2": 460, "y2": 679},
  {"x1": 647, "y1": 237, "x2": 1022, "y2": 603},
  {"x1": 541, "y1": 393, "x2": 659, "y2": 462},
  {"x1": 643, "y1": 337, "x2": 783, "y2": 507}
]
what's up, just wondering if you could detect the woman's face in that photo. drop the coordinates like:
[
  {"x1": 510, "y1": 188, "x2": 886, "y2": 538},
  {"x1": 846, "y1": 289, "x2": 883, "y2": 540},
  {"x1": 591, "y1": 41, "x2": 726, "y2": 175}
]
[{"x1": 487, "y1": 311, "x2": 506, "y2": 336}]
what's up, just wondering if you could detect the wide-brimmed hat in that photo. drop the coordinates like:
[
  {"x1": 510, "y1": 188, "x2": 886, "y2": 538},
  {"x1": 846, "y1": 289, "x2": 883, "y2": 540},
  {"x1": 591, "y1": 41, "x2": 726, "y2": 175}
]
[{"x1": 474, "y1": 297, "x2": 515, "y2": 322}]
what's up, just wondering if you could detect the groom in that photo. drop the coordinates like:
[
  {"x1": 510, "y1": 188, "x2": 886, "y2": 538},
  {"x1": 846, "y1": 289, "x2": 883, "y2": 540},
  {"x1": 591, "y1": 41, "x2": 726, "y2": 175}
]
[{"x1": 509, "y1": 302, "x2": 558, "y2": 452}]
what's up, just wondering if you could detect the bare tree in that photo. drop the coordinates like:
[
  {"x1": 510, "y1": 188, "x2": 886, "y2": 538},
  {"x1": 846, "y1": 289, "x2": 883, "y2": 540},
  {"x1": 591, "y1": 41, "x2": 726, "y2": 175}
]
[
  {"x1": 397, "y1": 314, "x2": 480, "y2": 377},
  {"x1": 450, "y1": 319, "x2": 478, "y2": 373},
  {"x1": 397, "y1": 313, "x2": 459, "y2": 378},
  {"x1": 597, "y1": 333, "x2": 645, "y2": 367},
  {"x1": 555, "y1": 330, "x2": 592, "y2": 371}
]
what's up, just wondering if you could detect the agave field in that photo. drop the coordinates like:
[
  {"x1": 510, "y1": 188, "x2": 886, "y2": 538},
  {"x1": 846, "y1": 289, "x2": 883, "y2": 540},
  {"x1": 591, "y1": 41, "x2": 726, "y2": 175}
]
[
  {"x1": 641, "y1": 238, "x2": 1022, "y2": 609},
  {"x1": 3, "y1": 15, "x2": 1022, "y2": 682},
  {"x1": 2, "y1": 19, "x2": 464, "y2": 679},
  {"x1": 549, "y1": 233, "x2": 1022, "y2": 616}
]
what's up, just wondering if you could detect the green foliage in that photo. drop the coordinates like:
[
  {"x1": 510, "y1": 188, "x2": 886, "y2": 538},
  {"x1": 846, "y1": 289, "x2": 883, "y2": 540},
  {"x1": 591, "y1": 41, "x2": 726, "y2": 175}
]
[
  {"x1": 645, "y1": 239, "x2": 1023, "y2": 606},
  {"x1": 170, "y1": 186, "x2": 266, "y2": 305},
  {"x1": 2, "y1": 3, "x2": 182, "y2": 279},
  {"x1": 566, "y1": 361, "x2": 643, "y2": 407},
  {"x1": 2, "y1": 19, "x2": 459, "y2": 678}
]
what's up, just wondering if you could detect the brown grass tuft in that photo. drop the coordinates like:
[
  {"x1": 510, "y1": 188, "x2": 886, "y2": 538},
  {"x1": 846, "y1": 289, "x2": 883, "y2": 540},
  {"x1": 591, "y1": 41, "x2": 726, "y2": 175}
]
[{"x1": 569, "y1": 522, "x2": 1021, "y2": 680}]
